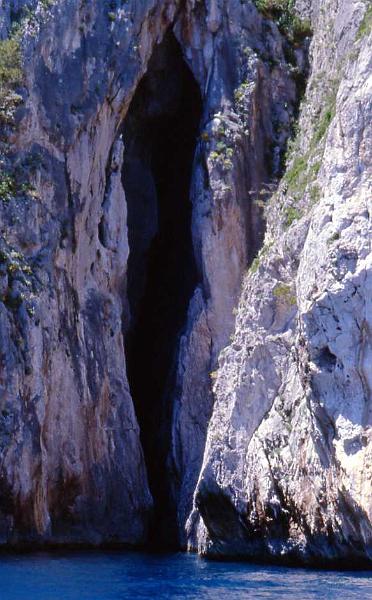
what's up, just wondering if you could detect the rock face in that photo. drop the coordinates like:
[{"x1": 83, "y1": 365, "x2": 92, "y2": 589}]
[
  {"x1": 0, "y1": 0, "x2": 370, "y2": 565},
  {"x1": 188, "y1": 0, "x2": 372, "y2": 567}
]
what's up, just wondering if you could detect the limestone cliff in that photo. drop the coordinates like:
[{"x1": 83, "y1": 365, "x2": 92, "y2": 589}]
[
  {"x1": 0, "y1": 0, "x2": 370, "y2": 566},
  {"x1": 188, "y1": 0, "x2": 372, "y2": 567}
]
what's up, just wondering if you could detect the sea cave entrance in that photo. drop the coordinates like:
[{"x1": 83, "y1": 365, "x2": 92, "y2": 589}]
[{"x1": 121, "y1": 31, "x2": 202, "y2": 545}]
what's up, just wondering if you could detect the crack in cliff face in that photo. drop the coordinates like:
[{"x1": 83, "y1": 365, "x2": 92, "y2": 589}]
[{"x1": 121, "y1": 31, "x2": 202, "y2": 546}]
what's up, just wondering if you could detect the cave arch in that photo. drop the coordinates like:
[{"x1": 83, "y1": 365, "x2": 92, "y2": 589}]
[{"x1": 121, "y1": 31, "x2": 202, "y2": 545}]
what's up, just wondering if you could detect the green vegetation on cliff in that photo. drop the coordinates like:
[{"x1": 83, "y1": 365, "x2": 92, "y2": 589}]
[
  {"x1": 0, "y1": 36, "x2": 23, "y2": 123},
  {"x1": 357, "y1": 4, "x2": 372, "y2": 39},
  {"x1": 253, "y1": 0, "x2": 312, "y2": 41}
]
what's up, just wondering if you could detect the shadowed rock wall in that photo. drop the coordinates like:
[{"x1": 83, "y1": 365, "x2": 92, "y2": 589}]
[{"x1": 0, "y1": 0, "x2": 370, "y2": 566}]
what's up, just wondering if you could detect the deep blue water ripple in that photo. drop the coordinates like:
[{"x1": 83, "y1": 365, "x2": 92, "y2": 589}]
[{"x1": 0, "y1": 550, "x2": 371, "y2": 599}]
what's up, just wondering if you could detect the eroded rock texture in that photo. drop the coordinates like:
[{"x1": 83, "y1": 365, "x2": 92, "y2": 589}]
[
  {"x1": 189, "y1": 0, "x2": 372, "y2": 567},
  {"x1": 0, "y1": 0, "x2": 370, "y2": 565}
]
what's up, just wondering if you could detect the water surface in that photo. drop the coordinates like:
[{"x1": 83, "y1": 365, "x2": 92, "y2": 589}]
[{"x1": 0, "y1": 550, "x2": 371, "y2": 599}]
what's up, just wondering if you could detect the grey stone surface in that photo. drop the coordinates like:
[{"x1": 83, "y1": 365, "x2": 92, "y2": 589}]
[
  {"x1": 0, "y1": 0, "x2": 370, "y2": 565},
  {"x1": 189, "y1": 0, "x2": 372, "y2": 567}
]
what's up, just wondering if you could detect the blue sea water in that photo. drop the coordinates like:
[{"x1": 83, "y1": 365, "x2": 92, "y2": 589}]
[{"x1": 0, "y1": 550, "x2": 371, "y2": 600}]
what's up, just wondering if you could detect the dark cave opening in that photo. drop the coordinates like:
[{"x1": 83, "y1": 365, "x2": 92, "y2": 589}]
[{"x1": 121, "y1": 32, "x2": 202, "y2": 546}]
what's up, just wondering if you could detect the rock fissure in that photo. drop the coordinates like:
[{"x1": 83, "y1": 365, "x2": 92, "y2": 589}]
[
  {"x1": 0, "y1": 0, "x2": 369, "y2": 566},
  {"x1": 122, "y1": 30, "x2": 202, "y2": 545}
]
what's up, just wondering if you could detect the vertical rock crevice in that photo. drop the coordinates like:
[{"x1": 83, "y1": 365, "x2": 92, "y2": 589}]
[
  {"x1": 121, "y1": 31, "x2": 203, "y2": 546},
  {"x1": 1, "y1": 0, "x2": 369, "y2": 566}
]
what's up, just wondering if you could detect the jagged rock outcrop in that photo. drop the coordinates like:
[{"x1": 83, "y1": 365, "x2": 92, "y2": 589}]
[
  {"x1": 0, "y1": 0, "x2": 298, "y2": 547},
  {"x1": 0, "y1": 0, "x2": 370, "y2": 566},
  {"x1": 189, "y1": 0, "x2": 372, "y2": 567}
]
